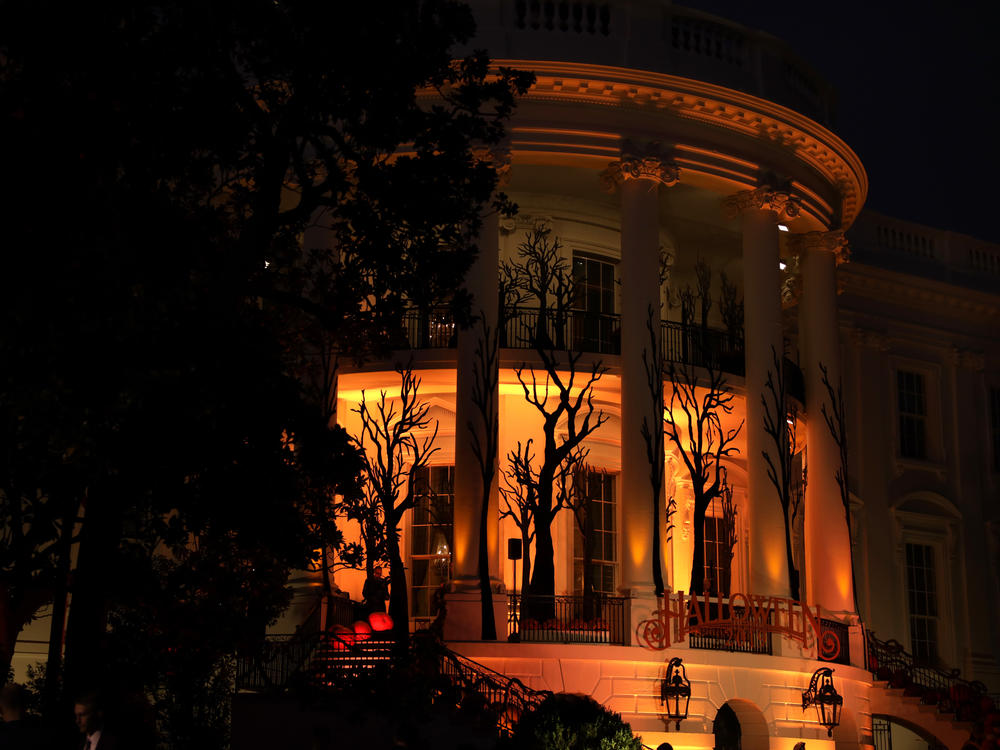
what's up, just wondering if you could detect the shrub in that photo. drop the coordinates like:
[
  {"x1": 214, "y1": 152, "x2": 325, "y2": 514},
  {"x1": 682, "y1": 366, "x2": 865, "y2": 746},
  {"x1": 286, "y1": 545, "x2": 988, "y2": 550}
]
[{"x1": 507, "y1": 693, "x2": 642, "y2": 750}]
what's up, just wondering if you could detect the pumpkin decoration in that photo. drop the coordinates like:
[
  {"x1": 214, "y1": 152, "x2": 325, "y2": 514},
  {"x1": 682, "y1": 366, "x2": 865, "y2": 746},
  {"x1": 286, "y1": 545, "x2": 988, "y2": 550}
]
[
  {"x1": 352, "y1": 620, "x2": 373, "y2": 641},
  {"x1": 368, "y1": 610, "x2": 393, "y2": 632}
]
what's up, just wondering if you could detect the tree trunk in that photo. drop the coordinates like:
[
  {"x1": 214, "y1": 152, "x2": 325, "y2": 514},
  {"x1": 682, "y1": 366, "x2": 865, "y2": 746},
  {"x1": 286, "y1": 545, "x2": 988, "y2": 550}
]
[
  {"x1": 64, "y1": 486, "x2": 123, "y2": 697},
  {"x1": 44, "y1": 509, "x2": 76, "y2": 717},
  {"x1": 528, "y1": 508, "x2": 556, "y2": 621},
  {"x1": 477, "y1": 485, "x2": 496, "y2": 640},
  {"x1": 385, "y1": 528, "x2": 409, "y2": 646},
  {"x1": 651, "y1": 489, "x2": 664, "y2": 598},
  {"x1": 689, "y1": 498, "x2": 708, "y2": 595},
  {"x1": 783, "y1": 511, "x2": 800, "y2": 600}
]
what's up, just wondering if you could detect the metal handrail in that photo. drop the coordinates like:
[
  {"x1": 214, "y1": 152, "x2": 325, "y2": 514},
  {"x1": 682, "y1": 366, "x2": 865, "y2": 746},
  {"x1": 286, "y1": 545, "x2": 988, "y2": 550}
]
[
  {"x1": 429, "y1": 635, "x2": 551, "y2": 736},
  {"x1": 501, "y1": 306, "x2": 621, "y2": 355},
  {"x1": 662, "y1": 320, "x2": 744, "y2": 375},
  {"x1": 235, "y1": 632, "x2": 322, "y2": 692},
  {"x1": 508, "y1": 593, "x2": 629, "y2": 645},
  {"x1": 866, "y1": 631, "x2": 996, "y2": 721}
]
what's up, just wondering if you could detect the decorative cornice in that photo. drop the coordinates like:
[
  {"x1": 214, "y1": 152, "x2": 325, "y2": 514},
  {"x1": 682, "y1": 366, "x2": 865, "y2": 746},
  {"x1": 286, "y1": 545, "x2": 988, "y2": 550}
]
[
  {"x1": 787, "y1": 230, "x2": 851, "y2": 266},
  {"x1": 947, "y1": 346, "x2": 985, "y2": 372},
  {"x1": 499, "y1": 213, "x2": 551, "y2": 236},
  {"x1": 724, "y1": 186, "x2": 801, "y2": 222},
  {"x1": 600, "y1": 141, "x2": 679, "y2": 191},
  {"x1": 851, "y1": 328, "x2": 890, "y2": 351},
  {"x1": 483, "y1": 61, "x2": 869, "y2": 228}
]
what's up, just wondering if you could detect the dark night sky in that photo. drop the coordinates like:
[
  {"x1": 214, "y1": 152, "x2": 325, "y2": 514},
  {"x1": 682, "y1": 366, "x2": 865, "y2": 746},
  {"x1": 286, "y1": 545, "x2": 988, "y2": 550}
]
[{"x1": 679, "y1": 0, "x2": 1000, "y2": 243}]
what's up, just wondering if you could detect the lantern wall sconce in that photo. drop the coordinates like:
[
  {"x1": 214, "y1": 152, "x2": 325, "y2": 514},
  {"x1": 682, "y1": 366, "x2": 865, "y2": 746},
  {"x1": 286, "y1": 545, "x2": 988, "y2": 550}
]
[
  {"x1": 802, "y1": 667, "x2": 843, "y2": 737},
  {"x1": 660, "y1": 657, "x2": 691, "y2": 729}
]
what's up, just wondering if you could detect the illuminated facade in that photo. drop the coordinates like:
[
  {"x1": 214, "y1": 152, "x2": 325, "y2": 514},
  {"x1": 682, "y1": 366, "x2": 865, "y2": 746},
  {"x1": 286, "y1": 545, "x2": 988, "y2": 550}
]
[{"x1": 320, "y1": 3, "x2": 1000, "y2": 749}]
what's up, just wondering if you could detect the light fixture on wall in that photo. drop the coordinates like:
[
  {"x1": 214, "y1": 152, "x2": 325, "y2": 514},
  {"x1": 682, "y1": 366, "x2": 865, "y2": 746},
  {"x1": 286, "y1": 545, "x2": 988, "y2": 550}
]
[
  {"x1": 802, "y1": 667, "x2": 843, "y2": 736},
  {"x1": 660, "y1": 657, "x2": 691, "y2": 729}
]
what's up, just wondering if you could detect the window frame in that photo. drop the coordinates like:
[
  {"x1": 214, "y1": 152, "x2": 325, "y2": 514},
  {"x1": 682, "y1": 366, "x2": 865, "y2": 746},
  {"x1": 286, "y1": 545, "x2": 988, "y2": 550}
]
[
  {"x1": 889, "y1": 360, "x2": 942, "y2": 465},
  {"x1": 408, "y1": 464, "x2": 455, "y2": 624}
]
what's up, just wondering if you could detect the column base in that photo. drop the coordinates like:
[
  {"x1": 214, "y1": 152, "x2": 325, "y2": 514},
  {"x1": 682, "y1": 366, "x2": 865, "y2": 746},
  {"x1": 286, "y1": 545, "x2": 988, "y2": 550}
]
[
  {"x1": 443, "y1": 577, "x2": 508, "y2": 642},
  {"x1": 621, "y1": 585, "x2": 661, "y2": 647}
]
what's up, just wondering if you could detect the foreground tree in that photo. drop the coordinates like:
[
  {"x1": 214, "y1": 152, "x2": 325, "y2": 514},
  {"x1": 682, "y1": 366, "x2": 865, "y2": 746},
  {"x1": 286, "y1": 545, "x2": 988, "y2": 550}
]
[{"x1": 1, "y1": 0, "x2": 530, "y2": 719}]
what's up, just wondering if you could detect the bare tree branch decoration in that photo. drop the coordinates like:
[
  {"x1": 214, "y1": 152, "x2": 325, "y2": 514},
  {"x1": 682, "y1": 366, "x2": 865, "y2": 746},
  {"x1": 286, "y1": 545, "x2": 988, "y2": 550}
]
[
  {"x1": 499, "y1": 439, "x2": 538, "y2": 605},
  {"x1": 640, "y1": 304, "x2": 668, "y2": 597},
  {"x1": 504, "y1": 227, "x2": 610, "y2": 611},
  {"x1": 468, "y1": 311, "x2": 500, "y2": 639},
  {"x1": 761, "y1": 345, "x2": 801, "y2": 599},
  {"x1": 663, "y1": 354, "x2": 743, "y2": 595},
  {"x1": 353, "y1": 362, "x2": 439, "y2": 642},
  {"x1": 719, "y1": 467, "x2": 738, "y2": 595},
  {"x1": 820, "y1": 361, "x2": 861, "y2": 615}
]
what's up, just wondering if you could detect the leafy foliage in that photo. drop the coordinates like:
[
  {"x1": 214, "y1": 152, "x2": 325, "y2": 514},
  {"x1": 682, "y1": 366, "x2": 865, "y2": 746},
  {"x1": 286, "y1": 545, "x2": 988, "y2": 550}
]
[
  {"x1": 0, "y1": 0, "x2": 530, "y2": 728},
  {"x1": 507, "y1": 693, "x2": 642, "y2": 750}
]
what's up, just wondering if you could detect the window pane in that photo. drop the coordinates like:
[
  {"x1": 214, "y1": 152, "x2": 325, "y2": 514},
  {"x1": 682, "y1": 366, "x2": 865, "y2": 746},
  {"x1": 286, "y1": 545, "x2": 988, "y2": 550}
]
[
  {"x1": 573, "y1": 469, "x2": 617, "y2": 594},
  {"x1": 410, "y1": 465, "x2": 454, "y2": 623}
]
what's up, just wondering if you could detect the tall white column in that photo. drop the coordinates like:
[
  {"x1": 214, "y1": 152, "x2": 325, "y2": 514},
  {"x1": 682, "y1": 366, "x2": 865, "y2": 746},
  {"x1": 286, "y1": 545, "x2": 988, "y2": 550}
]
[
  {"x1": 603, "y1": 146, "x2": 677, "y2": 637},
  {"x1": 446, "y1": 153, "x2": 507, "y2": 640},
  {"x1": 793, "y1": 230, "x2": 856, "y2": 615},
  {"x1": 726, "y1": 187, "x2": 799, "y2": 599}
]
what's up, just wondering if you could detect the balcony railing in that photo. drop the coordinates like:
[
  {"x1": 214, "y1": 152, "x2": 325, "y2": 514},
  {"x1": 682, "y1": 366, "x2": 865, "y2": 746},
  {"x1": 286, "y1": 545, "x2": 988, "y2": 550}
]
[
  {"x1": 501, "y1": 307, "x2": 621, "y2": 355},
  {"x1": 396, "y1": 308, "x2": 810, "y2": 396},
  {"x1": 401, "y1": 308, "x2": 457, "y2": 349},
  {"x1": 507, "y1": 593, "x2": 628, "y2": 645},
  {"x1": 661, "y1": 320, "x2": 744, "y2": 376},
  {"x1": 818, "y1": 617, "x2": 851, "y2": 666},
  {"x1": 687, "y1": 602, "x2": 773, "y2": 655}
]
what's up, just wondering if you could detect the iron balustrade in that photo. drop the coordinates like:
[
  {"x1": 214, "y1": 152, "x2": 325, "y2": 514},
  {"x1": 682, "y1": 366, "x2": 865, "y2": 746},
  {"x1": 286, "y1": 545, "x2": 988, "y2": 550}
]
[
  {"x1": 866, "y1": 631, "x2": 996, "y2": 721},
  {"x1": 661, "y1": 321, "x2": 745, "y2": 376},
  {"x1": 432, "y1": 636, "x2": 551, "y2": 736},
  {"x1": 396, "y1": 306, "x2": 806, "y2": 397},
  {"x1": 507, "y1": 593, "x2": 628, "y2": 645},
  {"x1": 401, "y1": 308, "x2": 457, "y2": 349},
  {"x1": 325, "y1": 594, "x2": 366, "y2": 629},
  {"x1": 235, "y1": 632, "x2": 322, "y2": 692},
  {"x1": 687, "y1": 602, "x2": 773, "y2": 655},
  {"x1": 818, "y1": 617, "x2": 851, "y2": 665},
  {"x1": 501, "y1": 307, "x2": 621, "y2": 355}
]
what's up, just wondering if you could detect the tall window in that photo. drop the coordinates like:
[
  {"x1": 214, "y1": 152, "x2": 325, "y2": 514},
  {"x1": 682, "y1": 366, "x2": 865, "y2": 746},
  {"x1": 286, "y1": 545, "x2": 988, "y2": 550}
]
[
  {"x1": 905, "y1": 542, "x2": 939, "y2": 663},
  {"x1": 703, "y1": 499, "x2": 734, "y2": 597},
  {"x1": 991, "y1": 387, "x2": 1000, "y2": 472},
  {"x1": 410, "y1": 466, "x2": 454, "y2": 623},
  {"x1": 573, "y1": 471, "x2": 617, "y2": 595},
  {"x1": 572, "y1": 254, "x2": 616, "y2": 353},
  {"x1": 897, "y1": 370, "x2": 927, "y2": 459}
]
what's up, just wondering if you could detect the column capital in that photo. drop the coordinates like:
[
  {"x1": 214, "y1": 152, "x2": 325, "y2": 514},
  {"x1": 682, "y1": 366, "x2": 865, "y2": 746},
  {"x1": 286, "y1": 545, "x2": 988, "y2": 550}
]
[
  {"x1": 724, "y1": 186, "x2": 801, "y2": 222},
  {"x1": 787, "y1": 230, "x2": 850, "y2": 266},
  {"x1": 473, "y1": 146, "x2": 512, "y2": 187},
  {"x1": 600, "y1": 141, "x2": 679, "y2": 192}
]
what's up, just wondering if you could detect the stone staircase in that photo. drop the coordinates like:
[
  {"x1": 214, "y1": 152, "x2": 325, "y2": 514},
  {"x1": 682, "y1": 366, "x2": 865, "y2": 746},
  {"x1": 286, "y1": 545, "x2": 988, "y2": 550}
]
[
  {"x1": 866, "y1": 633, "x2": 997, "y2": 749},
  {"x1": 868, "y1": 680, "x2": 973, "y2": 749}
]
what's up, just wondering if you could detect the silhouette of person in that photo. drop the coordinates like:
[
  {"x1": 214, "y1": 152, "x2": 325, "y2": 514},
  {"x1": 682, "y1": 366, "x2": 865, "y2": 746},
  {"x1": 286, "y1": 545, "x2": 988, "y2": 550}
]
[{"x1": 363, "y1": 567, "x2": 390, "y2": 616}]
